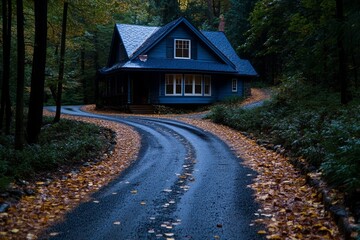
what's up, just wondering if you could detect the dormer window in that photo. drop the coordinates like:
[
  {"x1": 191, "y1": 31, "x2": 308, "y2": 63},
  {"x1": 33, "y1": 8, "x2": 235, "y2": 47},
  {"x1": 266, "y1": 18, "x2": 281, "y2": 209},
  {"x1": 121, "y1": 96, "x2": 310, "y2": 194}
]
[{"x1": 174, "y1": 39, "x2": 191, "y2": 59}]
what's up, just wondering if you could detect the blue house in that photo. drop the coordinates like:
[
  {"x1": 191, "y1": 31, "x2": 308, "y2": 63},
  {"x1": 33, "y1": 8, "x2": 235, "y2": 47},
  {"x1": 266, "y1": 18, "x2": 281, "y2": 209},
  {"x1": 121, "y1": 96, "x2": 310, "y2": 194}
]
[{"x1": 96, "y1": 17, "x2": 257, "y2": 110}]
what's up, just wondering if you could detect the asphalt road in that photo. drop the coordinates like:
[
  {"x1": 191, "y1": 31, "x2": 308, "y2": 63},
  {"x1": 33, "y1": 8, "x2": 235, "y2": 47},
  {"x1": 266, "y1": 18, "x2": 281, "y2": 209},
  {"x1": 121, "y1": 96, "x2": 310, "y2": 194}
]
[{"x1": 42, "y1": 106, "x2": 264, "y2": 240}]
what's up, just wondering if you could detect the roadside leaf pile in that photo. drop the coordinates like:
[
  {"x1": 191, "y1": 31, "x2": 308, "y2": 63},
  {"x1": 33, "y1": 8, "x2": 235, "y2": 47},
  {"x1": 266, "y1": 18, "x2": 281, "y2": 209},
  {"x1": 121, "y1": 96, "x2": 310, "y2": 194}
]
[
  {"x1": 177, "y1": 117, "x2": 342, "y2": 239},
  {"x1": 0, "y1": 114, "x2": 140, "y2": 239}
]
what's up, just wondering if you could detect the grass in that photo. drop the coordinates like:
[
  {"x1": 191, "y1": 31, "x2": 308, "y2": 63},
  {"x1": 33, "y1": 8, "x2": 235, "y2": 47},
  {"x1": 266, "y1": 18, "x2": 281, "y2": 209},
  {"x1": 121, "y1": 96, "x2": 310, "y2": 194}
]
[{"x1": 0, "y1": 117, "x2": 110, "y2": 190}]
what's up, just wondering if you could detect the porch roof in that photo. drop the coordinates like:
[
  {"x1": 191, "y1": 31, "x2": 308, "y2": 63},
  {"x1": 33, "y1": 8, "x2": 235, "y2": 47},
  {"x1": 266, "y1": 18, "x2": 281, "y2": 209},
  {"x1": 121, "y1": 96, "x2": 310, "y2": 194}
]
[{"x1": 100, "y1": 58, "x2": 238, "y2": 75}]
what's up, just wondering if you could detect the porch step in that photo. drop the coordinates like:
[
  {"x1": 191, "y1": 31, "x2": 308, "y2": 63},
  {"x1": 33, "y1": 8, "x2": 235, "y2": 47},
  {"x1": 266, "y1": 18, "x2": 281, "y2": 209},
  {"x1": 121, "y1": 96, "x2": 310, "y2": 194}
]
[{"x1": 129, "y1": 105, "x2": 155, "y2": 114}]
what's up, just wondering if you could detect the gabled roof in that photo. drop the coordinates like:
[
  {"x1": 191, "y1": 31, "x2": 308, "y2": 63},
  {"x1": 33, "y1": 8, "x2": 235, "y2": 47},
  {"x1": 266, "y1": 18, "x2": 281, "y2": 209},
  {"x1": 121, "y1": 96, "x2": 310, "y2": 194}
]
[
  {"x1": 102, "y1": 17, "x2": 257, "y2": 76},
  {"x1": 128, "y1": 17, "x2": 235, "y2": 68},
  {"x1": 116, "y1": 24, "x2": 159, "y2": 58},
  {"x1": 202, "y1": 31, "x2": 258, "y2": 76}
]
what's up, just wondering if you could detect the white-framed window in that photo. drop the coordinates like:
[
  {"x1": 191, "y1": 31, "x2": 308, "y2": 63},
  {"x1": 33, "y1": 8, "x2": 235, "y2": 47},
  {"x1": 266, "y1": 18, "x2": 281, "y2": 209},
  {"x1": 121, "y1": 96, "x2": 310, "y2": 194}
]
[
  {"x1": 232, "y1": 78, "x2": 238, "y2": 92},
  {"x1": 165, "y1": 74, "x2": 212, "y2": 96},
  {"x1": 174, "y1": 39, "x2": 191, "y2": 59},
  {"x1": 184, "y1": 74, "x2": 203, "y2": 96},
  {"x1": 165, "y1": 74, "x2": 183, "y2": 95},
  {"x1": 204, "y1": 75, "x2": 211, "y2": 96}
]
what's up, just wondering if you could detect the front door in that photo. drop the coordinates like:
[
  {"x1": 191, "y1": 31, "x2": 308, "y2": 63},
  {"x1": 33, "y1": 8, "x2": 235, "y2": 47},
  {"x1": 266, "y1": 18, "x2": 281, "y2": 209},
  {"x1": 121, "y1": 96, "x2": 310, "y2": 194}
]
[{"x1": 133, "y1": 78, "x2": 149, "y2": 104}]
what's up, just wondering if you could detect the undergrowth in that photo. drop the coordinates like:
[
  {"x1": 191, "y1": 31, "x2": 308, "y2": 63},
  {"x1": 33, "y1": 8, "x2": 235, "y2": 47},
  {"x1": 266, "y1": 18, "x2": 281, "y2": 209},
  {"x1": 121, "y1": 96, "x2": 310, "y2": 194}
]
[
  {"x1": 0, "y1": 117, "x2": 108, "y2": 190},
  {"x1": 209, "y1": 77, "x2": 360, "y2": 195}
]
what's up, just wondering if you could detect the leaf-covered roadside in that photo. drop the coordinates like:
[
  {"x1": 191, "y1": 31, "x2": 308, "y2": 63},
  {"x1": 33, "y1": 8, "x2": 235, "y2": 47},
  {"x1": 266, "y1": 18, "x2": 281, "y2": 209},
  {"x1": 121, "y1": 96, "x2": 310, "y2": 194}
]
[
  {"x1": 0, "y1": 118, "x2": 108, "y2": 187},
  {"x1": 176, "y1": 117, "x2": 344, "y2": 239},
  {"x1": 82, "y1": 89, "x2": 349, "y2": 239},
  {"x1": 0, "y1": 114, "x2": 140, "y2": 239}
]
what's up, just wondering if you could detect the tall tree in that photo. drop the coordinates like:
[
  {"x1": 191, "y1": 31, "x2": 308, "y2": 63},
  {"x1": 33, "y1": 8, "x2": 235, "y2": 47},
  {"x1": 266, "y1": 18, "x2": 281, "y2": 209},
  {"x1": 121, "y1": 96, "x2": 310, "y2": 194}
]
[
  {"x1": 0, "y1": 0, "x2": 12, "y2": 135},
  {"x1": 53, "y1": 1, "x2": 68, "y2": 123},
  {"x1": 27, "y1": 0, "x2": 48, "y2": 143},
  {"x1": 336, "y1": 0, "x2": 352, "y2": 104},
  {"x1": 15, "y1": 0, "x2": 25, "y2": 149},
  {"x1": 225, "y1": 0, "x2": 255, "y2": 55},
  {"x1": 156, "y1": 0, "x2": 180, "y2": 24}
]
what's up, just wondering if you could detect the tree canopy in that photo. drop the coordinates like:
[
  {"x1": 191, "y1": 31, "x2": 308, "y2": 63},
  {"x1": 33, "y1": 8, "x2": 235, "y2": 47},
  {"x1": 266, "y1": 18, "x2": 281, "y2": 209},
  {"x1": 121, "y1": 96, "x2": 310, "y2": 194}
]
[{"x1": 0, "y1": 0, "x2": 359, "y2": 141}]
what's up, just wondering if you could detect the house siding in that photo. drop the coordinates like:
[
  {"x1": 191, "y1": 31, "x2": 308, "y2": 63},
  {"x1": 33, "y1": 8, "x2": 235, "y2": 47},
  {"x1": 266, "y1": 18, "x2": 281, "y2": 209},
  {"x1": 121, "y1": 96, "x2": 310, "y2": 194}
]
[
  {"x1": 216, "y1": 78, "x2": 244, "y2": 100},
  {"x1": 148, "y1": 25, "x2": 219, "y2": 63}
]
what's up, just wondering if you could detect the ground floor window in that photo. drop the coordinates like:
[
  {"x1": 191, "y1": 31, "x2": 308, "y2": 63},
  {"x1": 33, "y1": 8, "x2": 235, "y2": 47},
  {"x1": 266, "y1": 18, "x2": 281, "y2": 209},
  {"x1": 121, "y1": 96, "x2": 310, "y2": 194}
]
[
  {"x1": 184, "y1": 74, "x2": 202, "y2": 95},
  {"x1": 165, "y1": 74, "x2": 183, "y2": 95},
  {"x1": 165, "y1": 74, "x2": 211, "y2": 96},
  {"x1": 204, "y1": 75, "x2": 211, "y2": 96},
  {"x1": 232, "y1": 78, "x2": 238, "y2": 92}
]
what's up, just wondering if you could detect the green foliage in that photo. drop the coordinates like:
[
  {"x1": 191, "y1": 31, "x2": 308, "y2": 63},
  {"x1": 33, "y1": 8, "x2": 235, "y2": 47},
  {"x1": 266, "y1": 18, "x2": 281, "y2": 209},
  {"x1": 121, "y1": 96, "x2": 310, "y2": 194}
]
[
  {"x1": 209, "y1": 80, "x2": 360, "y2": 193},
  {"x1": 225, "y1": 0, "x2": 255, "y2": 55},
  {"x1": 243, "y1": 0, "x2": 360, "y2": 90},
  {"x1": 321, "y1": 108, "x2": 360, "y2": 191},
  {"x1": 0, "y1": 118, "x2": 108, "y2": 190}
]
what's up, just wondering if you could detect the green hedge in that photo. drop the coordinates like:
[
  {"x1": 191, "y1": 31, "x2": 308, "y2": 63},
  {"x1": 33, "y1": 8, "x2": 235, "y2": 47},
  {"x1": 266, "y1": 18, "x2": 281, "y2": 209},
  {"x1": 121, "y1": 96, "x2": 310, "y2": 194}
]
[{"x1": 208, "y1": 80, "x2": 360, "y2": 194}]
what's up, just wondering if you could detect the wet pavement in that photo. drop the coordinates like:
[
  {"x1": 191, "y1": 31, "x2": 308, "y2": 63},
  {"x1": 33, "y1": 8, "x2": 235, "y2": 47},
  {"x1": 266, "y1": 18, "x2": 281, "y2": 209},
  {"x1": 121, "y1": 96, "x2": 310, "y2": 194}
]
[{"x1": 42, "y1": 106, "x2": 264, "y2": 240}]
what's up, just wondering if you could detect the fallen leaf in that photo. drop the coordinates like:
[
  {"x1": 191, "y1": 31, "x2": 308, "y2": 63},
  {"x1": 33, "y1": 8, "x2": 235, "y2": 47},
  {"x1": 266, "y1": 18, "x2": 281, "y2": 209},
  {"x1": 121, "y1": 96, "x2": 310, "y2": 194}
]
[
  {"x1": 11, "y1": 229, "x2": 20, "y2": 234},
  {"x1": 26, "y1": 233, "x2": 36, "y2": 240},
  {"x1": 266, "y1": 234, "x2": 282, "y2": 239}
]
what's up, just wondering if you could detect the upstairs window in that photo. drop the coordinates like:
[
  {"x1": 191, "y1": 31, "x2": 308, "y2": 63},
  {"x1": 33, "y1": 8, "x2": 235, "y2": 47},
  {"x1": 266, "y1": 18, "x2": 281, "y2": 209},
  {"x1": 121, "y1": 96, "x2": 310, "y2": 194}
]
[{"x1": 175, "y1": 39, "x2": 191, "y2": 59}]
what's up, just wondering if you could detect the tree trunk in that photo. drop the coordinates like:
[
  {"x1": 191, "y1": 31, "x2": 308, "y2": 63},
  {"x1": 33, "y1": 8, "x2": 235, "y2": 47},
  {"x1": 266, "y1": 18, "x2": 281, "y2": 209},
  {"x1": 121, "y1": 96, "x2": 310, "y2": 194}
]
[
  {"x1": 206, "y1": 0, "x2": 214, "y2": 22},
  {"x1": 54, "y1": 1, "x2": 68, "y2": 123},
  {"x1": 15, "y1": 0, "x2": 25, "y2": 150},
  {"x1": 1, "y1": 0, "x2": 12, "y2": 135},
  {"x1": 27, "y1": 0, "x2": 48, "y2": 143},
  {"x1": 351, "y1": 52, "x2": 358, "y2": 89},
  {"x1": 336, "y1": 0, "x2": 352, "y2": 104}
]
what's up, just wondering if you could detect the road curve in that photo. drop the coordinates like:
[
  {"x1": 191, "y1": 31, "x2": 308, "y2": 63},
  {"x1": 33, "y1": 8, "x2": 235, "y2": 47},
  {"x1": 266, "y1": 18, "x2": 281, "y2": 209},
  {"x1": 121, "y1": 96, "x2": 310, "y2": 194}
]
[{"x1": 42, "y1": 106, "x2": 264, "y2": 240}]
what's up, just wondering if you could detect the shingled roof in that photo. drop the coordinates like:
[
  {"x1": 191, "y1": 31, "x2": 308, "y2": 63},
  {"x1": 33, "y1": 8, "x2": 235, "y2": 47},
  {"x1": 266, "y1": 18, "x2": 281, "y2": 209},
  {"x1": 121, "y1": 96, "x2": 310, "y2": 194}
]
[{"x1": 101, "y1": 17, "x2": 257, "y2": 77}]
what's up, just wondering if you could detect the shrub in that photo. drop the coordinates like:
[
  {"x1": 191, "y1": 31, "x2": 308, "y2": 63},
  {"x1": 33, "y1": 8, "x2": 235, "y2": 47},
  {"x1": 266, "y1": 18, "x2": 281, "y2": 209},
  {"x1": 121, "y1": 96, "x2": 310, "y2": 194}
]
[
  {"x1": 321, "y1": 107, "x2": 360, "y2": 192},
  {"x1": 0, "y1": 118, "x2": 109, "y2": 190},
  {"x1": 208, "y1": 105, "x2": 229, "y2": 124},
  {"x1": 208, "y1": 80, "x2": 360, "y2": 194}
]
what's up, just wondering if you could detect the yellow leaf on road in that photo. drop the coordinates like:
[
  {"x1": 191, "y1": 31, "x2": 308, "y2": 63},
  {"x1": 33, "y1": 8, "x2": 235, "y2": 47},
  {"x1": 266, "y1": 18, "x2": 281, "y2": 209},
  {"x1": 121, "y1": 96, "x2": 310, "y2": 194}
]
[{"x1": 11, "y1": 229, "x2": 20, "y2": 234}]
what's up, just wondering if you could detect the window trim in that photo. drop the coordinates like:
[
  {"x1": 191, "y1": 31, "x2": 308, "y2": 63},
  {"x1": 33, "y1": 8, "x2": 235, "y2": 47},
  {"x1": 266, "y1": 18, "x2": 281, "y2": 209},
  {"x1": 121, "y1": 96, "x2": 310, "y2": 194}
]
[
  {"x1": 232, "y1": 78, "x2": 238, "y2": 92},
  {"x1": 204, "y1": 75, "x2": 212, "y2": 96},
  {"x1": 174, "y1": 39, "x2": 191, "y2": 59},
  {"x1": 165, "y1": 74, "x2": 183, "y2": 96},
  {"x1": 184, "y1": 74, "x2": 203, "y2": 96},
  {"x1": 164, "y1": 74, "x2": 212, "y2": 97}
]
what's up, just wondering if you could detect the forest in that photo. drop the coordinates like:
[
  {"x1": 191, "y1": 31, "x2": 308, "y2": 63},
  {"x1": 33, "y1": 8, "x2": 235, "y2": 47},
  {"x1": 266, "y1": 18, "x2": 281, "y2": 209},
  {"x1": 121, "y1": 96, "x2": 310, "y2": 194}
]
[{"x1": 0, "y1": 0, "x2": 360, "y2": 217}]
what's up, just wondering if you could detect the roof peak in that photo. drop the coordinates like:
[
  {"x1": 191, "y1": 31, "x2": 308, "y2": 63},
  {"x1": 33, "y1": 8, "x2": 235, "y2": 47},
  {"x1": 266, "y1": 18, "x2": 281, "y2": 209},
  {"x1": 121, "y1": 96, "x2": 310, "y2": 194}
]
[{"x1": 115, "y1": 17, "x2": 243, "y2": 71}]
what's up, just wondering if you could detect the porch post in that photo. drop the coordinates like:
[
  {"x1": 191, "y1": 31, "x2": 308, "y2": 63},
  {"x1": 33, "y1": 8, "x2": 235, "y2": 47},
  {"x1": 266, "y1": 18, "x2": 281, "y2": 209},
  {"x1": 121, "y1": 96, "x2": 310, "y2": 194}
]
[{"x1": 127, "y1": 73, "x2": 131, "y2": 104}]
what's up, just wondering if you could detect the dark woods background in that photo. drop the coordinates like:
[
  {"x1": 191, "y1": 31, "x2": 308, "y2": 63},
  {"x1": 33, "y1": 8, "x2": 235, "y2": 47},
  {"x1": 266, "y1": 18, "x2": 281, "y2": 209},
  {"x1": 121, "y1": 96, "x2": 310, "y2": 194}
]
[{"x1": 0, "y1": 0, "x2": 359, "y2": 144}]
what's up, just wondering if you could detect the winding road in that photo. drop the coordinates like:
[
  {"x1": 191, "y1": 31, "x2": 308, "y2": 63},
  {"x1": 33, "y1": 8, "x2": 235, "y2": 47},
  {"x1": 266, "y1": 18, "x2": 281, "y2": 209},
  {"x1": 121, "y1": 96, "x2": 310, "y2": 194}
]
[{"x1": 42, "y1": 106, "x2": 264, "y2": 240}]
